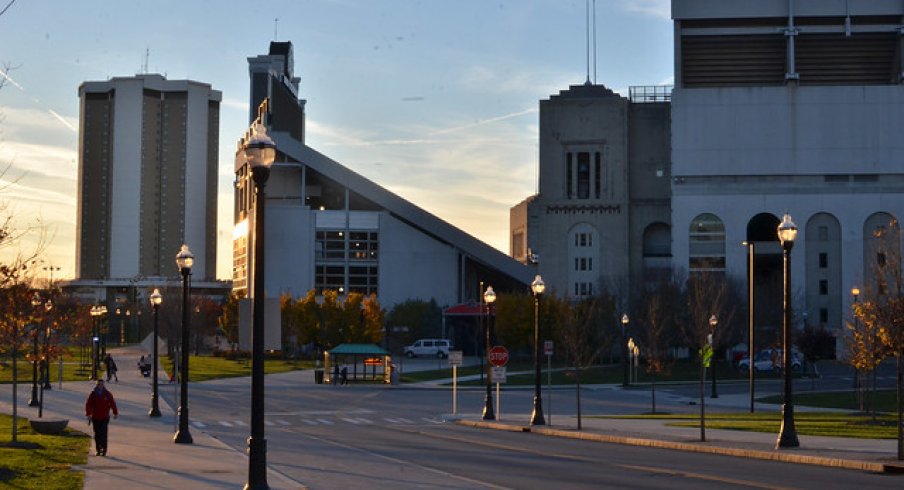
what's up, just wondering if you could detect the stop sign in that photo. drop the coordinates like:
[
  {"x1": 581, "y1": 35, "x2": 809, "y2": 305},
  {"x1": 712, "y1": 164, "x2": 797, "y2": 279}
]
[{"x1": 488, "y1": 346, "x2": 509, "y2": 367}]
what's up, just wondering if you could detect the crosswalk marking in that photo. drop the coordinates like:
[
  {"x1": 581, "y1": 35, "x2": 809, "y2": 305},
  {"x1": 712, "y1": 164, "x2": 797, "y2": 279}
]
[
  {"x1": 218, "y1": 421, "x2": 233, "y2": 427},
  {"x1": 316, "y1": 418, "x2": 334, "y2": 425},
  {"x1": 234, "y1": 420, "x2": 248, "y2": 427},
  {"x1": 192, "y1": 421, "x2": 207, "y2": 428},
  {"x1": 264, "y1": 420, "x2": 275, "y2": 426},
  {"x1": 302, "y1": 419, "x2": 318, "y2": 425},
  {"x1": 396, "y1": 417, "x2": 414, "y2": 424},
  {"x1": 276, "y1": 420, "x2": 290, "y2": 426},
  {"x1": 340, "y1": 418, "x2": 360, "y2": 424},
  {"x1": 203, "y1": 415, "x2": 446, "y2": 428}
]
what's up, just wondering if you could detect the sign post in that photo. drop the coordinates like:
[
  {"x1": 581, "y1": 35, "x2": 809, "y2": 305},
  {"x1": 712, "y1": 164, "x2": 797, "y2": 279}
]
[
  {"x1": 449, "y1": 350, "x2": 463, "y2": 415},
  {"x1": 544, "y1": 340, "x2": 553, "y2": 425},
  {"x1": 488, "y1": 346, "x2": 509, "y2": 420}
]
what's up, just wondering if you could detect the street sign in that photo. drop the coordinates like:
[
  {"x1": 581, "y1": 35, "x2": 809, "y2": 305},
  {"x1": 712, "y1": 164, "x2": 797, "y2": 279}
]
[
  {"x1": 448, "y1": 350, "x2": 463, "y2": 367},
  {"x1": 491, "y1": 366, "x2": 507, "y2": 383},
  {"x1": 544, "y1": 340, "x2": 554, "y2": 356},
  {"x1": 488, "y1": 345, "x2": 509, "y2": 367}
]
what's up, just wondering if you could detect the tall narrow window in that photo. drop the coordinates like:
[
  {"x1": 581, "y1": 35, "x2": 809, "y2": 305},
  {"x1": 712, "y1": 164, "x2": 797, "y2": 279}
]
[
  {"x1": 566, "y1": 153, "x2": 573, "y2": 199},
  {"x1": 594, "y1": 152, "x2": 601, "y2": 199},
  {"x1": 577, "y1": 152, "x2": 590, "y2": 199},
  {"x1": 818, "y1": 252, "x2": 827, "y2": 268}
]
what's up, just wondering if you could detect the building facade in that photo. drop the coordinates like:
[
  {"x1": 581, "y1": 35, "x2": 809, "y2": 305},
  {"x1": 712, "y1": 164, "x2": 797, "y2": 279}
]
[
  {"x1": 510, "y1": 84, "x2": 672, "y2": 300},
  {"x1": 66, "y1": 74, "x2": 226, "y2": 341},
  {"x1": 513, "y1": 0, "x2": 904, "y2": 357},
  {"x1": 233, "y1": 43, "x2": 532, "y2": 310},
  {"x1": 671, "y1": 0, "x2": 904, "y2": 353}
]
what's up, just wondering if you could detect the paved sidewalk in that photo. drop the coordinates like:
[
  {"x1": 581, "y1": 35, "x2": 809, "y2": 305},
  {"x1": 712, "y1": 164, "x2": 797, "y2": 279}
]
[
  {"x1": 0, "y1": 346, "x2": 304, "y2": 489},
  {"x1": 454, "y1": 390, "x2": 904, "y2": 474}
]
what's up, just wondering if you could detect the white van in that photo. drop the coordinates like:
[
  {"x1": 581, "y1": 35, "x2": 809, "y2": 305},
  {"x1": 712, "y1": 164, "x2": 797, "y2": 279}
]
[{"x1": 404, "y1": 339, "x2": 451, "y2": 358}]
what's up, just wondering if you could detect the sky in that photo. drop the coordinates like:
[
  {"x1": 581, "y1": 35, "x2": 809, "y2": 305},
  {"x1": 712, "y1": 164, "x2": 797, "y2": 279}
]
[{"x1": 0, "y1": 0, "x2": 673, "y2": 281}]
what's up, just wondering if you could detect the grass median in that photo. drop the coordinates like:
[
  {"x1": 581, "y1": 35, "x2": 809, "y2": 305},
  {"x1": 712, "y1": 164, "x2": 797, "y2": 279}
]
[
  {"x1": 164, "y1": 354, "x2": 314, "y2": 382},
  {"x1": 601, "y1": 411, "x2": 898, "y2": 439},
  {"x1": 0, "y1": 414, "x2": 90, "y2": 489}
]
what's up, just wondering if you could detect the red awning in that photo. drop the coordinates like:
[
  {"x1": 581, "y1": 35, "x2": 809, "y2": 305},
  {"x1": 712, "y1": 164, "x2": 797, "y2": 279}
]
[{"x1": 443, "y1": 302, "x2": 491, "y2": 316}]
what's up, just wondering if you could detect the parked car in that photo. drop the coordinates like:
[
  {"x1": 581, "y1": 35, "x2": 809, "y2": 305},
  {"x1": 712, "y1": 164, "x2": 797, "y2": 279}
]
[
  {"x1": 404, "y1": 339, "x2": 451, "y2": 358},
  {"x1": 738, "y1": 348, "x2": 802, "y2": 373}
]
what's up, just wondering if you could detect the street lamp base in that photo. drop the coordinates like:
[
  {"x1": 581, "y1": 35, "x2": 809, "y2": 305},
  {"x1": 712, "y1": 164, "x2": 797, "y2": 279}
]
[
  {"x1": 481, "y1": 394, "x2": 495, "y2": 421},
  {"x1": 245, "y1": 435, "x2": 269, "y2": 490},
  {"x1": 28, "y1": 397, "x2": 39, "y2": 407},
  {"x1": 531, "y1": 397, "x2": 545, "y2": 426},
  {"x1": 148, "y1": 405, "x2": 161, "y2": 418},
  {"x1": 776, "y1": 403, "x2": 800, "y2": 448},
  {"x1": 174, "y1": 429, "x2": 193, "y2": 444}
]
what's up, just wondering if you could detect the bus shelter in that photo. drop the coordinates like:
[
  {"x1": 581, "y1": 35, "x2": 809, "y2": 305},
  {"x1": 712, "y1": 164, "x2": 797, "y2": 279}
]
[{"x1": 325, "y1": 344, "x2": 391, "y2": 384}]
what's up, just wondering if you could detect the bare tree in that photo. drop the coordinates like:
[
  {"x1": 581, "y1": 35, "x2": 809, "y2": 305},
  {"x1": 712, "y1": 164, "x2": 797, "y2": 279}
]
[
  {"x1": 555, "y1": 293, "x2": 615, "y2": 430},
  {"x1": 637, "y1": 275, "x2": 681, "y2": 414}
]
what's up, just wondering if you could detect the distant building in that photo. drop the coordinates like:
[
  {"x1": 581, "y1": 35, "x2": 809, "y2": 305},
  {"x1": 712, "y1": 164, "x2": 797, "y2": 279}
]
[
  {"x1": 509, "y1": 83, "x2": 672, "y2": 300},
  {"x1": 232, "y1": 42, "x2": 532, "y2": 312},
  {"x1": 514, "y1": 0, "x2": 904, "y2": 358},
  {"x1": 65, "y1": 74, "x2": 228, "y2": 341}
]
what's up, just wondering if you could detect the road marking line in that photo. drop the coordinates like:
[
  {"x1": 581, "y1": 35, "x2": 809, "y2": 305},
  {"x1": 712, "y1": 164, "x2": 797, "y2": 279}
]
[
  {"x1": 192, "y1": 421, "x2": 207, "y2": 428},
  {"x1": 355, "y1": 418, "x2": 373, "y2": 424},
  {"x1": 340, "y1": 418, "x2": 360, "y2": 424},
  {"x1": 316, "y1": 419, "x2": 334, "y2": 425},
  {"x1": 384, "y1": 418, "x2": 399, "y2": 423},
  {"x1": 303, "y1": 419, "x2": 318, "y2": 425},
  {"x1": 397, "y1": 417, "x2": 414, "y2": 424},
  {"x1": 218, "y1": 421, "x2": 233, "y2": 427},
  {"x1": 264, "y1": 420, "x2": 275, "y2": 426},
  {"x1": 276, "y1": 420, "x2": 290, "y2": 426},
  {"x1": 233, "y1": 420, "x2": 247, "y2": 427},
  {"x1": 617, "y1": 463, "x2": 796, "y2": 490}
]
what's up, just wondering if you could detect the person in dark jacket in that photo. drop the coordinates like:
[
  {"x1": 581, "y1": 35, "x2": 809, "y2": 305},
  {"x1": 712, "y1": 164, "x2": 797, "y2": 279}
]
[{"x1": 85, "y1": 379, "x2": 118, "y2": 456}]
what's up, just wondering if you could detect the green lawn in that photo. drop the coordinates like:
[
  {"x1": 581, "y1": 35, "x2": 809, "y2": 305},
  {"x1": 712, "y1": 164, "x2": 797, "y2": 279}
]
[
  {"x1": 439, "y1": 360, "x2": 769, "y2": 386},
  {"x1": 1, "y1": 347, "x2": 100, "y2": 384},
  {"x1": 0, "y1": 414, "x2": 90, "y2": 489},
  {"x1": 165, "y1": 355, "x2": 314, "y2": 382},
  {"x1": 760, "y1": 389, "x2": 897, "y2": 413},
  {"x1": 603, "y1": 411, "x2": 899, "y2": 439}
]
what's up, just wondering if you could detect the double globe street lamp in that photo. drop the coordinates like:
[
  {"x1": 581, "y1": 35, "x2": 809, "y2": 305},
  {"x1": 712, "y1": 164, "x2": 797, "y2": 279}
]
[
  {"x1": 174, "y1": 244, "x2": 194, "y2": 444},
  {"x1": 244, "y1": 116, "x2": 277, "y2": 490}
]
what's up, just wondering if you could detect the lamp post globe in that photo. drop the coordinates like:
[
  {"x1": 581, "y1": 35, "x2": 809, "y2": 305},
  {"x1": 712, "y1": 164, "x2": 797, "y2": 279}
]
[
  {"x1": 530, "y1": 275, "x2": 546, "y2": 425},
  {"x1": 148, "y1": 288, "x2": 163, "y2": 417},
  {"x1": 481, "y1": 285, "x2": 497, "y2": 421},
  {"x1": 244, "y1": 116, "x2": 276, "y2": 490},
  {"x1": 174, "y1": 244, "x2": 194, "y2": 444},
  {"x1": 776, "y1": 213, "x2": 800, "y2": 448},
  {"x1": 709, "y1": 314, "x2": 718, "y2": 398}
]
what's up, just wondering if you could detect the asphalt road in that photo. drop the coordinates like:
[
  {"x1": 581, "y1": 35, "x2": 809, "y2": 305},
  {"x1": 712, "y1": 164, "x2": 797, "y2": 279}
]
[{"x1": 162, "y1": 368, "x2": 904, "y2": 489}]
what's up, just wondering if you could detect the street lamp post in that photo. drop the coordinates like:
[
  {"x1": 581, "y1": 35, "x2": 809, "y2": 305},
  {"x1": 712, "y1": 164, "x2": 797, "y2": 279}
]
[
  {"x1": 149, "y1": 288, "x2": 163, "y2": 417},
  {"x1": 174, "y1": 244, "x2": 194, "y2": 444},
  {"x1": 38, "y1": 300, "x2": 52, "y2": 416},
  {"x1": 530, "y1": 275, "x2": 546, "y2": 426},
  {"x1": 89, "y1": 305, "x2": 101, "y2": 380},
  {"x1": 776, "y1": 213, "x2": 800, "y2": 449},
  {"x1": 744, "y1": 241, "x2": 756, "y2": 413},
  {"x1": 481, "y1": 285, "x2": 496, "y2": 421},
  {"x1": 244, "y1": 118, "x2": 276, "y2": 490},
  {"x1": 621, "y1": 313, "x2": 629, "y2": 387},
  {"x1": 42, "y1": 300, "x2": 53, "y2": 391},
  {"x1": 29, "y1": 293, "x2": 41, "y2": 407},
  {"x1": 700, "y1": 315, "x2": 717, "y2": 442}
]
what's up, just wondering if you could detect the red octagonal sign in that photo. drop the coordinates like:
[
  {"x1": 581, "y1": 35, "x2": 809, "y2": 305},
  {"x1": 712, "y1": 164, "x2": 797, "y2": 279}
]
[{"x1": 488, "y1": 346, "x2": 509, "y2": 367}]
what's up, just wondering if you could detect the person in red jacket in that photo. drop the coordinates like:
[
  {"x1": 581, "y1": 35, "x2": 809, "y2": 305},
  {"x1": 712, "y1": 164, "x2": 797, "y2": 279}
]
[{"x1": 85, "y1": 379, "x2": 118, "y2": 456}]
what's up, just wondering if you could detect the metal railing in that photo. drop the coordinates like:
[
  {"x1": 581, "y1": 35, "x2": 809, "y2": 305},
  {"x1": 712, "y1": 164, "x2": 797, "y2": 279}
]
[{"x1": 629, "y1": 85, "x2": 673, "y2": 103}]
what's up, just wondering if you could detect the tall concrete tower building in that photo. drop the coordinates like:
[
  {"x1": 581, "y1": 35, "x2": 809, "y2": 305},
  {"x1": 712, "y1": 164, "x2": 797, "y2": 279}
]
[{"x1": 76, "y1": 74, "x2": 221, "y2": 282}]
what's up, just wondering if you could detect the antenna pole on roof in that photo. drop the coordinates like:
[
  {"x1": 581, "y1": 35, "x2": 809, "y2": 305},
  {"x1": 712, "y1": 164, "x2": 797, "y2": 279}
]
[
  {"x1": 585, "y1": 0, "x2": 590, "y2": 84},
  {"x1": 274, "y1": 18, "x2": 279, "y2": 41},
  {"x1": 592, "y1": 0, "x2": 597, "y2": 84}
]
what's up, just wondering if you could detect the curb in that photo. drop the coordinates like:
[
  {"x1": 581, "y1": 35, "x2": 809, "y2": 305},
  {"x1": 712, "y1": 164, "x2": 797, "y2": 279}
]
[{"x1": 455, "y1": 419, "x2": 904, "y2": 474}]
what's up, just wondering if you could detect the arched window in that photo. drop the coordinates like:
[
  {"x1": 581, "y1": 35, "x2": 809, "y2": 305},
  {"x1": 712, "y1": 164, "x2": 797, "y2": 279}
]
[{"x1": 689, "y1": 213, "x2": 725, "y2": 273}]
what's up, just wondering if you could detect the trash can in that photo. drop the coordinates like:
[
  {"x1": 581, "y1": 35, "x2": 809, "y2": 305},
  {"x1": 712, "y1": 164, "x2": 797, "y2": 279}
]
[{"x1": 314, "y1": 369, "x2": 324, "y2": 384}]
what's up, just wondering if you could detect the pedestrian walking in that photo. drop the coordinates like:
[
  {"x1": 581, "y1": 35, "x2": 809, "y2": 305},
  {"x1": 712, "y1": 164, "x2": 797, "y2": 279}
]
[
  {"x1": 340, "y1": 365, "x2": 349, "y2": 385},
  {"x1": 85, "y1": 379, "x2": 118, "y2": 456},
  {"x1": 333, "y1": 363, "x2": 340, "y2": 386},
  {"x1": 104, "y1": 353, "x2": 119, "y2": 382}
]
